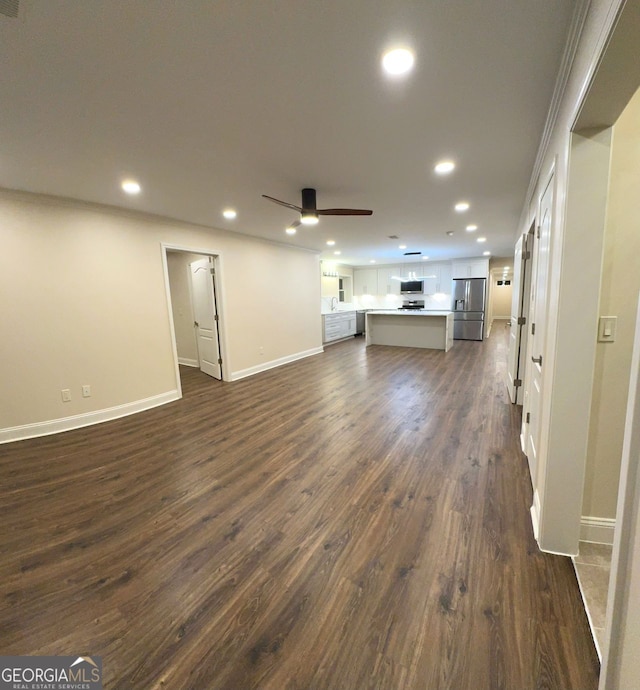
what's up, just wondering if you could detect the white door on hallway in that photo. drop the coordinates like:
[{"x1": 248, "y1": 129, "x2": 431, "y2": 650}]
[
  {"x1": 507, "y1": 231, "x2": 531, "y2": 405},
  {"x1": 190, "y1": 257, "x2": 222, "y2": 379},
  {"x1": 522, "y1": 174, "x2": 553, "y2": 486}
]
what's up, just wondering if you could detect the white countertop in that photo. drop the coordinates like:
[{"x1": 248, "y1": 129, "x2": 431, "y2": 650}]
[
  {"x1": 367, "y1": 310, "x2": 452, "y2": 316},
  {"x1": 321, "y1": 309, "x2": 357, "y2": 315}
]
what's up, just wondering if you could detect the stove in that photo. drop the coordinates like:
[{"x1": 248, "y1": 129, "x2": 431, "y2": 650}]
[{"x1": 398, "y1": 300, "x2": 425, "y2": 310}]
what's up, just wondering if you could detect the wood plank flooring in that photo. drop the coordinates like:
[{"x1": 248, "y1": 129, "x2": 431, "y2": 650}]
[{"x1": 0, "y1": 324, "x2": 599, "y2": 689}]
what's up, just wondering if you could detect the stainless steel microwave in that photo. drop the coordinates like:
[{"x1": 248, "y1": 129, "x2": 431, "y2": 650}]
[{"x1": 400, "y1": 280, "x2": 423, "y2": 294}]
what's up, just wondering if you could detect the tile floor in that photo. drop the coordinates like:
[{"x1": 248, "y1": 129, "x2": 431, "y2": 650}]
[{"x1": 573, "y1": 541, "x2": 613, "y2": 660}]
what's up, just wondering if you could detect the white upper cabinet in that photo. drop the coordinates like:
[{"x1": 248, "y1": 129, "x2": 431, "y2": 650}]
[
  {"x1": 422, "y1": 262, "x2": 453, "y2": 294},
  {"x1": 353, "y1": 268, "x2": 378, "y2": 295},
  {"x1": 422, "y1": 264, "x2": 440, "y2": 295},
  {"x1": 438, "y1": 262, "x2": 452, "y2": 293},
  {"x1": 452, "y1": 258, "x2": 489, "y2": 279},
  {"x1": 377, "y1": 268, "x2": 401, "y2": 296}
]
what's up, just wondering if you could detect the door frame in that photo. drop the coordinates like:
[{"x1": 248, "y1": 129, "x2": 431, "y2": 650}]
[
  {"x1": 522, "y1": 165, "x2": 555, "y2": 539},
  {"x1": 507, "y1": 224, "x2": 533, "y2": 405},
  {"x1": 161, "y1": 243, "x2": 230, "y2": 391}
]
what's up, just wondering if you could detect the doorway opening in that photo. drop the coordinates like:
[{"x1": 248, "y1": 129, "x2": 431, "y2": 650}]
[{"x1": 162, "y1": 246, "x2": 226, "y2": 391}]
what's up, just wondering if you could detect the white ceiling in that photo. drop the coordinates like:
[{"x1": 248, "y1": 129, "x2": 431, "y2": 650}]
[{"x1": 0, "y1": 1, "x2": 575, "y2": 266}]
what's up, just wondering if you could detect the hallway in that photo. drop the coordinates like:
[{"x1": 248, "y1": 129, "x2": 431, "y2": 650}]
[{"x1": 0, "y1": 324, "x2": 599, "y2": 689}]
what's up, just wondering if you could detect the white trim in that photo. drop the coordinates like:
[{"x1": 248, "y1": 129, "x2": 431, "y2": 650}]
[
  {"x1": 160, "y1": 245, "x2": 184, "y2": 397},
  {"x1": 570, "y1": 0, "x2": 629, "y2": 131},
  {"x1": 600, "y1": 293, "x2": 640, "y2": 689},
  {"x1": 530, "y1": 489, "x2": 541, "y2": 541},
  {"x1": 522, "y1": 0, "x2": 591, "y2": 215},
  {"x1": 161, "y1": 243, "x2": 231, "y2": 382},
  {"x1": 178, "y1": 358, "x2": 199, "y2": 368},
  {"x1": 580, "y1": 516, "x2": 616, "y2": 545},
  {"x1": 230, "y1": 347, "x2": 324, "y2": 381},
  {"x1": 0, "y1": 390, "x2": 180, "y2": 444}
]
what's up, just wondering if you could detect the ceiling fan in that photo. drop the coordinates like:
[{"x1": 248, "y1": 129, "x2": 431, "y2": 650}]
[{"x1": 262, "y1": 188, "x2": 373, "y2": 229}]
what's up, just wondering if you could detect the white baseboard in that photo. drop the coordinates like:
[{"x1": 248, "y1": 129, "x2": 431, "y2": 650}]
[
  {"x1": 230, "y1": 346, "x2": 324, "y2": 381},
  {"x1": 0, "y1": 390, "x2": 181, "y2": 444},
  {"x1": 178, "y1": 357, "x2": 199, "y2": 367},
  {"x1": 580, "y1": 515, "x2": 616, "y2": 545}
]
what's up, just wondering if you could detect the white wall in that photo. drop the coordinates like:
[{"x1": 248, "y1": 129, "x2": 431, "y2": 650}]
[
  {"x1": 487, "y1": 257, "x2": 514, "y2": 327},
  {"x1": 583, "y1": 87, "x2": 640, "y2": 525},
  {"x1": 0, "y1": 189, "x2": 321, "y2": 441}
]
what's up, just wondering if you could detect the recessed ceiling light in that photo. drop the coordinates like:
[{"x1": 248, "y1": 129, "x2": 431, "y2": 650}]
[
  {"x1": 483, "y1": 251, "x2": 491, "y2": 256},
  {"x1": 399, "y1": 244, "x2": 407, "y2": 249},
  {"x1": 446, "y1": 231, "x2": 454, "y2": 237},
  {"x1": 121, "y1": 179, "x2": 141, "y2": 195},
  {"x1": 466, "y1": 224, "x2": 478, "y2": 232},
  {"x1": 334, "y1": 251, "x2": 341, "y2": 255},
  {"x1": 285, "y1": 226, "x2": 297, "y2": 235},
  {"x1": 504, "y1": 266, "x2": 510, "y2": 269},
  {"x1": 435, "y1": 160, "x2": 455, "y2": 175},
  {"x1": 370, "y1": 260, "x2": 376, "y2": 264},
  {"x1": 422, "y1": 256, "x2": 429, "y2": 260},
  {"x1": 454, "y1": 202, "x2": 469, "y2": 212},
  {"x1": 382, "y1": 48, "x2": 415, "y2": 76},
  {"x1": 326, "y1": 240, "x2": 336, "y2": 246},
  {"x1": 477, "y1": 237, "x2": 487, "y2": 243},
  {"x1": 223, "y1": 208, "x2": 237, "y2": 219}
]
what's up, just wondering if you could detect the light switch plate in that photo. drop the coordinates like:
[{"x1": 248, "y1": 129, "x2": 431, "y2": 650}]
[{"x1": 598, "y1": 315, "x2": 617, "y2": 342}]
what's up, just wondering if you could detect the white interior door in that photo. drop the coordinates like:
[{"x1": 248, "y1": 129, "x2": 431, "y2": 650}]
[
  {"x1": 522, "y1": 174, "x2": 554, "y2": 486},
  {"x1": 190, "y1": 257, "x2": 222, "y2": 379},
  {"x1": 507, "y1": 230, "x2": 532, "y2": 404}
]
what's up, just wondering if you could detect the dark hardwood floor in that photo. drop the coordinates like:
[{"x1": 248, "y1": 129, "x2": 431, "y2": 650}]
[{"x1": 0, "y1": 324, "x2": 599, "y2": 689}]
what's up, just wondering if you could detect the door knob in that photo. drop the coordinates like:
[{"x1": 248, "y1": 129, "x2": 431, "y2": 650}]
[{"x1": 531, "y1": 355, "x2": 542, "y2": 365}]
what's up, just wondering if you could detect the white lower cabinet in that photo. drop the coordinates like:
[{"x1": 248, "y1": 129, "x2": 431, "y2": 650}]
[{"x1": 323, "y1": 311, "x2": 357, "y2": 343}]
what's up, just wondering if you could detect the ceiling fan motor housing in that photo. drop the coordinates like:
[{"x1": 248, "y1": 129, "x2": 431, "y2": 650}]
[{"x1": 301, "y1": 188, "x2": 317, "y2": 210}]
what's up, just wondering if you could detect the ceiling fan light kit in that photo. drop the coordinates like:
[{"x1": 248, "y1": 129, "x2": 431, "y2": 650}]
[{"x1": 300, "y1": 213, "x2": 319, "y2": 225}]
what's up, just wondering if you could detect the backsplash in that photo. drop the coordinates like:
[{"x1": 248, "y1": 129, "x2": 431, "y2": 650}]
[{"x1": 353, "y1": 292, "x2": 452, "y2": 310}]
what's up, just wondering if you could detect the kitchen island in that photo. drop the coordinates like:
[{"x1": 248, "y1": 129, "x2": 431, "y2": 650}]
[{"x1": 365, "y1": 310, "x2": 454, "y2": 351}]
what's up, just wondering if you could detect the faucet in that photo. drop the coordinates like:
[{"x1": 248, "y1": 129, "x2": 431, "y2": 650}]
[{"x1": 330, "y1": 297, "x2": 339, "y2": 311}]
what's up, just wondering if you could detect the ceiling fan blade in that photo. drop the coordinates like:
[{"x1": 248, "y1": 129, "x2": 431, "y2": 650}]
[
  {"x1": 316, "y1": 208, "x2": 373, "y2": 216},
  {"x1": 262, "y1": 194, "x2": 303, "y2": 212}
]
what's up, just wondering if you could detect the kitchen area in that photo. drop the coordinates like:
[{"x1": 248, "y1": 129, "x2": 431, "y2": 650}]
[{"x1": 321, "y1": 258, "x2": 489, "y2": 351}]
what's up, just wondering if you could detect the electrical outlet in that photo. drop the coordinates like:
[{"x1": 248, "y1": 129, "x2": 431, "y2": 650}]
[
  {"x1": 61, "y1": 389, "x2": 71, "y2": 402},
  {"x1": 82, "y1": 385, "x2": 91, "y2": 397}
]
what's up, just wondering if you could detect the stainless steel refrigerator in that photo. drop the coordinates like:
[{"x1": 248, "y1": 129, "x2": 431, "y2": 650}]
[{"x1": 452, "y1": 278, "x2": 486, "y2": 340}]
